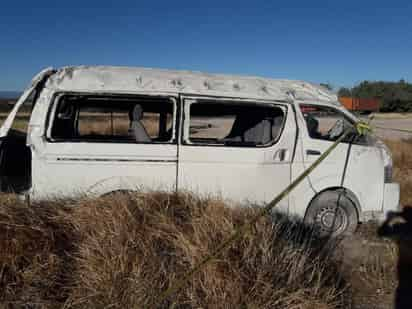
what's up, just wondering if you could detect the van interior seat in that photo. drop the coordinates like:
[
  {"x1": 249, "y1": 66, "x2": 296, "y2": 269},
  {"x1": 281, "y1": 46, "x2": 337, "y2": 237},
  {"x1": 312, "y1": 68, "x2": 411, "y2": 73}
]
[
  {"x1": 271, "y1": 115, "x2": 284, "y2": 141},
  {"x1": 224, "y1": 111, "x2": 284, "y2": 145},
  {"x1": 129, "y1": 105, "x2": 151, "y2": 142},
  {"x1": 305, "y1": 114, "x2": 322, "y2": 139}
]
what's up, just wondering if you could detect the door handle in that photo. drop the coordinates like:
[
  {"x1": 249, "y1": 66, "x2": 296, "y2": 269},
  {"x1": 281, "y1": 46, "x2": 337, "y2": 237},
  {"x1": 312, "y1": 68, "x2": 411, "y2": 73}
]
[
  {"x1": 273, "y1": 148, "x2": 288, "y2": 161},
  {"x1": 306, "y1": 149, "x2": 321, "y2": 156}
]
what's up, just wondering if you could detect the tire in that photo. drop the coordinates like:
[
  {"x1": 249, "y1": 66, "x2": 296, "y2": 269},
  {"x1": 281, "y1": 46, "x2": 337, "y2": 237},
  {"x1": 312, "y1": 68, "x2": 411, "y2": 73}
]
[{"x1": 304, "y1": 190, "x2": 358, "y2": 237}]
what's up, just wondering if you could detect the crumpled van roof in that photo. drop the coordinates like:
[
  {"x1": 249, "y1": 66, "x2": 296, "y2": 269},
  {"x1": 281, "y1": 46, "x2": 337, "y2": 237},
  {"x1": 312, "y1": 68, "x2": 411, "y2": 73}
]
[{"x1": 45, "y1": 66, "x2": 339, "y2": 103}]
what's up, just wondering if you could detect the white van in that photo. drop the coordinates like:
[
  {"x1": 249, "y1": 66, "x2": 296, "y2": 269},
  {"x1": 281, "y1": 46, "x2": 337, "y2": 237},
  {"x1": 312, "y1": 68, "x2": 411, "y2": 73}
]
[{"x1": 0, "y1": 66, "x2": 399, "y2": 235}]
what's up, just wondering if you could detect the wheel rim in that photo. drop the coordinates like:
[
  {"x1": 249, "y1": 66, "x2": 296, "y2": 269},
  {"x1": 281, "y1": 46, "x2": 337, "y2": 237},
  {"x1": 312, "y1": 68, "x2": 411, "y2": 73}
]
[{"x1": 314, "y1": 205, "x2": 348, "y2": 235}]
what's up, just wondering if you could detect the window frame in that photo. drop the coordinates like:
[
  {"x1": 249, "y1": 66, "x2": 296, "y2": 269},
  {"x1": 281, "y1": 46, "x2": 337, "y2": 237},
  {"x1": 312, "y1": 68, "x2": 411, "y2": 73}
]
[
  {"x1": 182, "y1": 98, "x2": 288, "y2": 148},
  {"x1": 298, "y1": 103, "x2": 359, "y2": 143},
  {"x1": 45, "y1": 92, "x2": 178, "y2": 145}
]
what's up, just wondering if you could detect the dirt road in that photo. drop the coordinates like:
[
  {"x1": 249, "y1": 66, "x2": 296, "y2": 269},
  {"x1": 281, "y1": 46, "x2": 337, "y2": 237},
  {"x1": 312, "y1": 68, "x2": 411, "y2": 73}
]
[{"x1": 371, "y1": 117, "x2": 412, "y2": 140}]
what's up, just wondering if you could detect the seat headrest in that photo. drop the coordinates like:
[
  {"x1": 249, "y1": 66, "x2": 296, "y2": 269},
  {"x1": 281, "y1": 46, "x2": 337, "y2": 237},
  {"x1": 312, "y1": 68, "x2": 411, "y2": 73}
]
[{"x1": 130, "y1": 105, "x2": 143, "y2": 121}]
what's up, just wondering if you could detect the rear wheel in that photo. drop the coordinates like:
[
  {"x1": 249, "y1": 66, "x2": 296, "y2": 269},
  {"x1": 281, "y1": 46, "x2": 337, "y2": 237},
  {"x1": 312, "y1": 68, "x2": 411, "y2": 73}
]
[{"x1": 304, "y1": 190, "x2": 358, "y2": 237}]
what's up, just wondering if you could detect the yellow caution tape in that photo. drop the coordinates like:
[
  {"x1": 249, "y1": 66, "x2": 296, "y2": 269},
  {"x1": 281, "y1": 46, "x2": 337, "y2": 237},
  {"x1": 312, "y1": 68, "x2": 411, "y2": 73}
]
[{"x1": 356, "y1": 121, "x2": 372, "y2": 135}]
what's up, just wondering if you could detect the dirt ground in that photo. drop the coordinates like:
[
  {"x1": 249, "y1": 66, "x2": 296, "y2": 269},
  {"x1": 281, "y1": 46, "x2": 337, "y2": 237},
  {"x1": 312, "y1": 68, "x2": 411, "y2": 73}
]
[
  {"x1": 339, "y1": 224, "x2": 398, "y2": 309},
  {"x1": 369, "y1": 117, "x2": 412, "y2": 140},
  {"x1": 338, "y1": 213, "x2": 412, "y2": 309}
]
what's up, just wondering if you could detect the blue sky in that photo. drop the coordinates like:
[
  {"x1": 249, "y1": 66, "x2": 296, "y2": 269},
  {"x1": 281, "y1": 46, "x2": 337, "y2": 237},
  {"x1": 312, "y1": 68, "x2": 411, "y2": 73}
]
[{"x1": 1, "y1": 0, "x2": 411, "y2": 90}]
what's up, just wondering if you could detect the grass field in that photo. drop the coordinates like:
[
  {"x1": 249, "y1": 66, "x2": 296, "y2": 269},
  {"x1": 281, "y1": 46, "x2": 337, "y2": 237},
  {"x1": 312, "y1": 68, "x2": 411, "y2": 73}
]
[{"x1": 0, "y1": 193, "x2": 351, "y2": 308}]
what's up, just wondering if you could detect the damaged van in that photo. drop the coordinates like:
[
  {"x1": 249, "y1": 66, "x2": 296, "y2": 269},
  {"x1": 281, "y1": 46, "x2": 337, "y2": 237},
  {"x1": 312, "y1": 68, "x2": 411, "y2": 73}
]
[{"x1": 0, "y1": 66, "x2": 399, "y2": 235}]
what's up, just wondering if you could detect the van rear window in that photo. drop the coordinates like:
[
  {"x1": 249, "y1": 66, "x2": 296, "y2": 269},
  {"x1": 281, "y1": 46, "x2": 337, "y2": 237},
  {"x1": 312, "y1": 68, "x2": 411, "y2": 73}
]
[
  {"x1": 185, "y1": 101, "x2": 285, "y2": 147},
  {"x1": 49, "y1": 95, "x2": 175, "y2": 144}
]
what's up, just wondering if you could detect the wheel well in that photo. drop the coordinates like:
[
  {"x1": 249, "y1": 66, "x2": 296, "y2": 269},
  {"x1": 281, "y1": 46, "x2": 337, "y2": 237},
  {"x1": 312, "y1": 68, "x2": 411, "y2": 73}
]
[
  {"x1": 304, "y1": 187, "x2": 361, "y2": 223},
  {"x1": 101, "y1": 189, "x2": 133, "y2": 197}
]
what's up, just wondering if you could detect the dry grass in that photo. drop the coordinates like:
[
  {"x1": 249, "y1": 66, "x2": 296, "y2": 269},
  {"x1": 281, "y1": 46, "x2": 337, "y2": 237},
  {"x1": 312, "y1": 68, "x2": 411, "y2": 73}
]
[
  {"x1": 0, "y1": 192, "x2": 347, "y2": 309},
  {"x1": 384, "y1": 138, "x2": 412, "y2": 205},
  {"x1": 0, "y1": 195, "x2": 75, "y2": 308}
]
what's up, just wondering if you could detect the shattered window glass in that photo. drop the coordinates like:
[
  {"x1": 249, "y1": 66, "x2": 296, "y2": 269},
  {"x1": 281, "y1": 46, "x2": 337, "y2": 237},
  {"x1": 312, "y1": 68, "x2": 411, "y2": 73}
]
[{"x1": 300, "y1": 104, "x2": 358, "y2": 142}]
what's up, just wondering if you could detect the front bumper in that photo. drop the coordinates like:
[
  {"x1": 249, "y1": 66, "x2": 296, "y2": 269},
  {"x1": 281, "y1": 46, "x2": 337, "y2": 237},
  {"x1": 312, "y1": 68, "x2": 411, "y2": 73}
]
[{"x1": 361, "y1": 182, "x2": 400, "y2": 222}]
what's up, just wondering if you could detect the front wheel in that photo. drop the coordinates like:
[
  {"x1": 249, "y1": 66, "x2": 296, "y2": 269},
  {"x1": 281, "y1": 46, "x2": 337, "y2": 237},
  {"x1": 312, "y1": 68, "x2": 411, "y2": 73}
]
[{"x1": 304, "y1": 190, "x2": 358, "y2": 237}]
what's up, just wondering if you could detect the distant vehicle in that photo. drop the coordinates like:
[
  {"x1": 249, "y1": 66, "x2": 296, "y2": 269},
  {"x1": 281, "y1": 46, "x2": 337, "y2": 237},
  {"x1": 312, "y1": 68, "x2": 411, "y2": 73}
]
[
  {"x1": 0, "y1": 66, "x2": 399, "y2": 236},
  {"x1": 339, "y1": 97, "x2": 380, "y2": 113}
]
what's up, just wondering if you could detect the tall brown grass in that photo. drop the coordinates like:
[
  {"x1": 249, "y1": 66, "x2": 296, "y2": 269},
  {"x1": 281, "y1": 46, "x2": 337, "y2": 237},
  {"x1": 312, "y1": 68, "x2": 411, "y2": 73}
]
[
  {"x1": 0, "y1": 192, "x2": 347, "y2": 308},
  {"x1": 384, "y1": 139, "x2": 412, "y2": 205}
]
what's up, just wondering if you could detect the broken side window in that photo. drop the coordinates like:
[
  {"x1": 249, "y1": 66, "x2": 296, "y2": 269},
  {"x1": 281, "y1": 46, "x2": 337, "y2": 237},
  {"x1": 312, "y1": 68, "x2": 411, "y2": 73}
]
[
  {"x1": 300, "y1": 104, "x2": 358, "y2": 142},
  {"x1": 186, "y1": 101, "x2": 285, "y2": 147},
  {"x1": 49, "y1": 95, "x2": 175, "y2": 143}
]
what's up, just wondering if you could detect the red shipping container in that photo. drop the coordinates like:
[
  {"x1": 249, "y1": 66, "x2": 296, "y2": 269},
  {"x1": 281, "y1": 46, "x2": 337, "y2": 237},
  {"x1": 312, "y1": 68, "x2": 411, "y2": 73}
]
[{"x1": 338, "y1": 97, "x2": 379, "y2": 112}]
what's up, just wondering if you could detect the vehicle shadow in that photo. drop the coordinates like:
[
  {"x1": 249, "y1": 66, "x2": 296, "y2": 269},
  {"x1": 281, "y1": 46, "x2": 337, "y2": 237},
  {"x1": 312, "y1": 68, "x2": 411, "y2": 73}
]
[{"x1": 378, "y1": 207, "x2": 412, "y2": 309}]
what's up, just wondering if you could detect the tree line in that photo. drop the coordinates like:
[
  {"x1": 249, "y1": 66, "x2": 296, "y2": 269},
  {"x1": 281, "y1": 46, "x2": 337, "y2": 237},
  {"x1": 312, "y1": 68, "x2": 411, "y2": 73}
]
[{"x1": 337, "y1": 80, "x2": 412, "y2": 112}]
